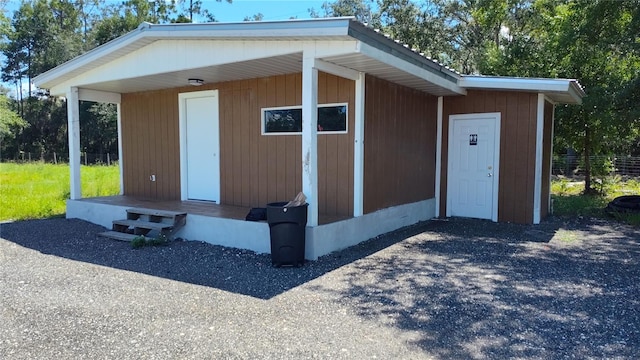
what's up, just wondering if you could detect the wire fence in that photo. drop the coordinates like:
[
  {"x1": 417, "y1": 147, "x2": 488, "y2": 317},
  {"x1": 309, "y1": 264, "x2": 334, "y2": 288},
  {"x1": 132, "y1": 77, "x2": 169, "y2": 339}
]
[
  {"x1": 4, "y1": 151, "x2": 640, "y2": 177},
  {"x1": 552, "y1": 154, "x2": 640, "y2": 177},
  {"x1": 2, "y1": 152, "x2": 119, "y2": 166}
]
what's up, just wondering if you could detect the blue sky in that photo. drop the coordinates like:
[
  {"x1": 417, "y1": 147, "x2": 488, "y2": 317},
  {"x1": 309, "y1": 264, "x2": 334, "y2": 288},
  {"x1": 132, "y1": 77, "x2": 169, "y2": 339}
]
[
  {"x1": 207, "y1": 0, "x2": 327, "y2": 21},
  {"x1": 3, "y1": 0, "x2": 328, "y2": 22},
  {"x1": 1, "y1": 0, "x2": 329, "y2": 96}
]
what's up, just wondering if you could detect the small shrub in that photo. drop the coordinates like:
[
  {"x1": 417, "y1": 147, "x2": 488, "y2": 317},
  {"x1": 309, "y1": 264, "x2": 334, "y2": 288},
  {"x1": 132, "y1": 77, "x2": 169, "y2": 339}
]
[
  {"x1": 552, "y1": 177, "x2": 640, "y2": 226},
  {"x1": 130, "y1": 233, "x2": 170, "y2": 249},
  {"x1": 130, "y1": 236, "x2": 147, "y2": 249}
]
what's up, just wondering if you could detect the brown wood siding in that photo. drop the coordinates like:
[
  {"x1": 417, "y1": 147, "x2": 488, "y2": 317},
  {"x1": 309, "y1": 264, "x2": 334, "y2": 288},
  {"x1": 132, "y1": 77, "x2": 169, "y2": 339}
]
[
  {"x1": 121, "y1": 72, "x2": 354, "y2": 216},
  {"x1": 363, "y1": 75, "x2": 438, "y2": 214},
  {"x1": 540, "y1": 100, "x2": 554, "y2": 220},
  {"x1": 121, "y1": 91, "x2": 180, "y2": 199},
  {"x1": 441, "y1": 90, "x2": 539, "y2": 224}
]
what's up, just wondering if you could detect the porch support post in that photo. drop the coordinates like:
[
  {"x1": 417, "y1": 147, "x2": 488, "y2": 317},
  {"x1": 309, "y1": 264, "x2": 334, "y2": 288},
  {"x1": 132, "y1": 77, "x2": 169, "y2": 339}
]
[
  {"x1": 302, "y1": 51, "x2": 319, "y2": 226},
  {"x1": 533, "y1": 93, "x2": 545, "y2": 224},
  {"x1": 435, "y1": 96, "x2": 443, "y2": 217},
  {"x1": 66, "y1": 87, "x2": 82, "y2": 200},
  {"x1": 353, "y1": 72, "x2": 365, "y2": 217},
  {"x1": 117, "y1": 103, "x2": 124, "y2": 195},
  {"x1": 549, "y1": 101, "x2": 556, "y2": 215}
]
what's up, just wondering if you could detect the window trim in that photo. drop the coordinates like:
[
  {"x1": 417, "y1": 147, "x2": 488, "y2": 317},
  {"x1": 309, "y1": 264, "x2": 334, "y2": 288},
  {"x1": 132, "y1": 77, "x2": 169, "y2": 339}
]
[{"x1": 261, "y1": 102, "x2": 349, "y2": 135}]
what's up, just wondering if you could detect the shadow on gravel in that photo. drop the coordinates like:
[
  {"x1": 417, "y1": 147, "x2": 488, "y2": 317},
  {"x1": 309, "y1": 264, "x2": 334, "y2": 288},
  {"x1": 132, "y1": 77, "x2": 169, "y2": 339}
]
[
  {"x1": 307, "y1": 217, "x2": 640, "y2": 359},
  {"x1": 0, "y1": 217, "x2": 429, "y2": 300},
  {"x1": 3, "y1": 217, "x2": 639, "y2": 358}
]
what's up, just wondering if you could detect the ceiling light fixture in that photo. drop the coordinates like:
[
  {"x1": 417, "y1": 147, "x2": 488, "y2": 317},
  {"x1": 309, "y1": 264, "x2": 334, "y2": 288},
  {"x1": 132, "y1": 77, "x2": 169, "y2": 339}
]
[{"x1": 188, "y1": 78, "x2": 204, "y2": 86}]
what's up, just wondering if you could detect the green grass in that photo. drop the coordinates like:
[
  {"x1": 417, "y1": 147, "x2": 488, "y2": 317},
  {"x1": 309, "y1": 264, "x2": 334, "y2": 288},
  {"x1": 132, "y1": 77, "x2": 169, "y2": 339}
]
[
  {"x1": 551, "y1": 176, "x2": 640, "y2": 225},
  {"x1": 0, "y1": 162, "x2": 120, "y2": 221}
]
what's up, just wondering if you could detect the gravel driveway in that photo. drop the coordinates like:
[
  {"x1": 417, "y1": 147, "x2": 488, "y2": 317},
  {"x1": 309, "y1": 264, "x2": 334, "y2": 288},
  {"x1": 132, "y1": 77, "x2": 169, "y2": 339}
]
[{"x1": 1, "y1": 216, "x2": 639, "y2": 359}]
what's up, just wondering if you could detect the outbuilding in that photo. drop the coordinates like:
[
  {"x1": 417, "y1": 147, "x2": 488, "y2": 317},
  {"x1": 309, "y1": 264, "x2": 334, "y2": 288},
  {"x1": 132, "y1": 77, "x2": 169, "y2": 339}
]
[{"x1": 34, "y1": 17, "x2": 584, "y2": 259}]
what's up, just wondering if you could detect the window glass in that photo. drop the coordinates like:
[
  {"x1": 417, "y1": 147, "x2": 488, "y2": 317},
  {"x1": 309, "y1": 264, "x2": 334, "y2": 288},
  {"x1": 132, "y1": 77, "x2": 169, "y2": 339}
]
[{"x1": 262, "y1": 104, "x2": 347, "y2": 135}]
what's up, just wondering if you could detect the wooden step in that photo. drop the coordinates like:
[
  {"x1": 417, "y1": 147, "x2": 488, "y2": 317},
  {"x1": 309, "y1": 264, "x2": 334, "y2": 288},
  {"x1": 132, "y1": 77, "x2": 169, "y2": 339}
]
[
  {"x1": 101, "y1": 207, "x2": 187, "y2": 243},
  {"x1": 125, "y1": 208, "x2": 187, "y2": 227},
  {"x1": 112, "y1": 219, "x2": 174, "y2": 231},
  {"x1": 98, "y1": 231, "x2": 140, "y2": 242},
  {"x1": 126, "y1": 208, "x2": 186, "y2": 219}
]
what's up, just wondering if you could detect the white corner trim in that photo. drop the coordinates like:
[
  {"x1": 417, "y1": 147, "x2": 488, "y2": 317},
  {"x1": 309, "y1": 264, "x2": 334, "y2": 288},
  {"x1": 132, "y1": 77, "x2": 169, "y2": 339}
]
[
  {"x1": 178, "y1": 90, "x2": 220, "y2": 202},
  {"x1": 533, "y1": 94, "x2": 545, "y2": 224},
  {"x1": 353, "y1": 72, "x2": 365, "y2": 217},
  {"x1": 435, "y1": 96, "x2": 443, "y2": 218},
  {"x1": 116, "y1": 104, "x2": 124, "y2": 195}
]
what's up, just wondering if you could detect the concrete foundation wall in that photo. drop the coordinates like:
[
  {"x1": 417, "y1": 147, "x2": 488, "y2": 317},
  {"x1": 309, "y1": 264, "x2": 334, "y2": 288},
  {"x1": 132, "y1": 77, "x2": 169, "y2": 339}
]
[{"x1": 67, "y1": 197, "x2": 436, "y2": 261}]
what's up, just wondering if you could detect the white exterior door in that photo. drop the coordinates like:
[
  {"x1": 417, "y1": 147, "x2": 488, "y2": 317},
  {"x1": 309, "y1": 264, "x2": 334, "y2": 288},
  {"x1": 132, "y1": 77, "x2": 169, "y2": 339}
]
[
  {"x1": 179, "y1": 90, "x2": 220, "y2": 202},
  {"x1": 447, "y1": 113, "x2": 501, "y2": 221}
]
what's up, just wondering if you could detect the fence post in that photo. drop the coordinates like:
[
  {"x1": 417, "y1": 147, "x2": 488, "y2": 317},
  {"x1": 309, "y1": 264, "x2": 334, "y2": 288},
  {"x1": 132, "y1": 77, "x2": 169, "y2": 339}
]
[
  {"x1": 28, "y1": 152, "x2": 31, "y2": 162},
  {"x1": 107, "y1": 153, "x2": 111, "y2": 166},
  {"x1": 53, "y1": 152, "x2": 57, "y2": 164},
  {"x1": 84, "y1": 152, "x2": 88, "y2": 166}
]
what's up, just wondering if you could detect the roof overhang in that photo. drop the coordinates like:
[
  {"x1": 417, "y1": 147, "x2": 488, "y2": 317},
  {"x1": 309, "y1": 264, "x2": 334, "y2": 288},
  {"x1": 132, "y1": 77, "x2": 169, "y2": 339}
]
[
  {"x1": 458, "y1": 75, "x2": 585, "y2": 104},
  {"x1": 33, "y1": 17, "x2": 464, "y2": 97}
]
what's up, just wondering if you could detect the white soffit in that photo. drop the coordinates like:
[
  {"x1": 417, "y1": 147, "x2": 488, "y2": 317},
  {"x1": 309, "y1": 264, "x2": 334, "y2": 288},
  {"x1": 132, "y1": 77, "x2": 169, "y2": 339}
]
[
  {"x1": 34, "y1": 18, "x2": 355, "y2": 92},
  {"x1": 34, "y1": 17, "x2": 464, "y2": 97},
  {"x1": 459, "y1": 76, "x2": 585, "y2": 104}
]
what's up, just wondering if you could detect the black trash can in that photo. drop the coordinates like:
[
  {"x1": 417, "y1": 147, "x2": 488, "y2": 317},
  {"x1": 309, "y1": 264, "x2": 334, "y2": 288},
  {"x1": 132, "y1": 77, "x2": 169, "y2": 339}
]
[{"x1": 266, "y1": 202, "x2": 308, "y2": 267}]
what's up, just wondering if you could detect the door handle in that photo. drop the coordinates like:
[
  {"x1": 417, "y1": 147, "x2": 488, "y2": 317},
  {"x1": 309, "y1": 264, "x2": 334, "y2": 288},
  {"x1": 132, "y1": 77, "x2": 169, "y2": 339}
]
[{"x1": 488, "y1": 173, "x2": 493, "y2": 177}]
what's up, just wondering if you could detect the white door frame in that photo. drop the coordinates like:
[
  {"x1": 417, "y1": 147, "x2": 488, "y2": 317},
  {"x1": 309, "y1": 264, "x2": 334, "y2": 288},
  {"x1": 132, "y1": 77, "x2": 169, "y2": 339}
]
[
  {"x1": 178, "y1": 90, "x2": 220, "y2": 202},
  {"x1": 446, "y1": 112, "x2": 501, "y2": 222}
]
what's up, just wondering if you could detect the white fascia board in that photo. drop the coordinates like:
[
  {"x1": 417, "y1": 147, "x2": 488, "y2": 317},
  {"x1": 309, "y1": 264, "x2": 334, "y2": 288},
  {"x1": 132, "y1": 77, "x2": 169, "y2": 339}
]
[
  {"x1": 147, "y1": 26, "x2": 350, "y2": 40},
  {"x1": 567, "y1": 83, "x2": 585, "y2": 105},
  {"x1": 459, "y1": 76, "x2": 570, "y2": 92},
  {"x1": 357, "y1": 42, "x2": 466, "y2": 95},
  {"x1": 34, "y1": 18, "x2": 354, "y2": 91},
  {"x1": 145, "y1": 17, "x2": 353, "y2": 37},
  {"x1": 459, "y1": 76, "x2": 585, "y2": 104}
]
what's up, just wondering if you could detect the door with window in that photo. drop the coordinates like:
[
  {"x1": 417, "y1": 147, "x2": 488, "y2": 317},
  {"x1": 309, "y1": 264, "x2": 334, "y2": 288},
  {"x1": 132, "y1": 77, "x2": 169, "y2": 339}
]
[{"x1": 447, "y1": 113, "x2": 501, "y2": 221}]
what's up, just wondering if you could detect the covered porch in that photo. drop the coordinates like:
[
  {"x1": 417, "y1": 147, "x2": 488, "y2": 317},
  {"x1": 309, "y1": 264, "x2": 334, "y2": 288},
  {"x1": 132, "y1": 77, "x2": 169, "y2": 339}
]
[
  {"x1": 69, "y1": 195, "x2": 435, "y2": 260},
  {"x1": 34, "y1": 17, "x2": 464, "y2": 258},
  {"x1": 74, "y1": 195, "x2": 352, "y2": 224}
]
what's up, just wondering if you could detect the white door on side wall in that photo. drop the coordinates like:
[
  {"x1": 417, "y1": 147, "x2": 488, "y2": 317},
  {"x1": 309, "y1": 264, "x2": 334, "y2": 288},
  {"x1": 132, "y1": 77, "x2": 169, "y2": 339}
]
[
  {"x1": 179, "y1": 90, "x2": 220, "y2": 202},
  {"x1": 447, "y1": 113, "x2": 501, "y2": 221}
]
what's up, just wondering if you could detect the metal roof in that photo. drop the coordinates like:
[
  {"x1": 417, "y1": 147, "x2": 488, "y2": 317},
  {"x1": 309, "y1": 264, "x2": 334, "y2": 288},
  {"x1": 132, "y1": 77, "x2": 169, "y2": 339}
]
[
  {"x1": 459, "y1": 76, "x2": 585, "y2": 104},
  {"x1": 33, "y1": 17, "x2": 584, "y2": 104}
]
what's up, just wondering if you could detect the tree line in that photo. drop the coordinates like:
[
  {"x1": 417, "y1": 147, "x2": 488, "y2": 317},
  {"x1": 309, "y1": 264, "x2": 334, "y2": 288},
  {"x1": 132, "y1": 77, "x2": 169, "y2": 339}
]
[{"x1": 1, "y1": 0, "x2": 639, "y2": 192}]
